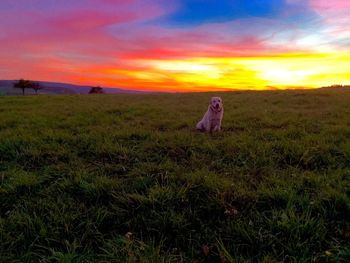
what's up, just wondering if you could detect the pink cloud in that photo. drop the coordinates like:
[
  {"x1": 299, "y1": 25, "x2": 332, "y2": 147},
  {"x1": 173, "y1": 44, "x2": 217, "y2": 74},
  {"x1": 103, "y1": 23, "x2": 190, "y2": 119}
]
[
  {"x1": 0, "y1": 0, "x2": 172, "y2": 58},
  {"x1": 310, "y1": 0, "x2": 350, "y2": 11},
  {"x1": 48, "y1": 10, "x2": 137, "y2": 31},
  {"x1": 307, "y1": 0, "x2": 350, "y2": 46}
]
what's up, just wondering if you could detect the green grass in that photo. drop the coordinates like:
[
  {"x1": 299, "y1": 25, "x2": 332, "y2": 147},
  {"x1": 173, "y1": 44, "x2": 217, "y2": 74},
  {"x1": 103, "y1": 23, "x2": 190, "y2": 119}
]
[{"x1": 0, "y1": 90, "x2": 350, "y2": 262}]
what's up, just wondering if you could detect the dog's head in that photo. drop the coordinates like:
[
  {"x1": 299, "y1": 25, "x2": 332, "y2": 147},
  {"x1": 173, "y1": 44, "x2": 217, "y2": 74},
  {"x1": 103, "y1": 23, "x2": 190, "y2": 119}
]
[{"x1": 210, "y1": 96, "x2": 223, "y2": 111}]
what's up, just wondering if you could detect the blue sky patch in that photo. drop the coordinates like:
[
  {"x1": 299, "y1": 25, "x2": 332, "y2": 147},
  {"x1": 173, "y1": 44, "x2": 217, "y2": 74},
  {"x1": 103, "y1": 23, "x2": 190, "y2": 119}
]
[{"x1": 166, "y1": 0, "x2": 286, "y2": 25}]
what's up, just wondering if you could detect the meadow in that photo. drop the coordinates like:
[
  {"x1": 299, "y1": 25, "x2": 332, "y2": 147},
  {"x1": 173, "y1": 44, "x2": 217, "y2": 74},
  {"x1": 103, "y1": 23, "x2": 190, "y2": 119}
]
[{"x1": 0, "y1": 90, "x2": 350, "y2": 262}]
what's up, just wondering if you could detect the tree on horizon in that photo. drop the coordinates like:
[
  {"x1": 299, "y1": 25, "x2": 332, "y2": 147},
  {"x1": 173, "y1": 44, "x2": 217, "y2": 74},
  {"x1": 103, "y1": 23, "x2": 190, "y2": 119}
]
[
  {"x1": 13, "y1": 79, "x2": 31, "y2": 95},
  {"x1": 89, "y1": 86, "x2": 104, "y2": 94},
  {"x1": 31, "y1": 82, "x2": 42, "y2": 94}
]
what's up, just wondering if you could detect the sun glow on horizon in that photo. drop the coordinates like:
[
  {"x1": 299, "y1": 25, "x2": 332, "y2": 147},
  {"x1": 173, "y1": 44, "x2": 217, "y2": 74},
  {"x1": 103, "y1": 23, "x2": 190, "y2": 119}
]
[
  {"x1": 18, "y1": 51, "x2": 350, "y2": 92},
  {"x1": 89, "y1": 52, "x2": 350, "y2": 91}
]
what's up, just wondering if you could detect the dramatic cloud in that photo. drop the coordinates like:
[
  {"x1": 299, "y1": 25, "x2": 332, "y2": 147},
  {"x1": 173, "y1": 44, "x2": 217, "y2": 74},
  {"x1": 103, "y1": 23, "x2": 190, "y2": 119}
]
[{"x1": 0, "y1": 0, "x2": 349, "y2": 91}]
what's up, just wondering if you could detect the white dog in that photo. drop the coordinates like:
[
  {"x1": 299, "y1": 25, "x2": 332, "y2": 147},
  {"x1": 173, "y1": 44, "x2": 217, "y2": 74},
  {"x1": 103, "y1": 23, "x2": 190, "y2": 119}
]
[{"x1": 196, "y1": 97, "x2": 224, "y2": 132}]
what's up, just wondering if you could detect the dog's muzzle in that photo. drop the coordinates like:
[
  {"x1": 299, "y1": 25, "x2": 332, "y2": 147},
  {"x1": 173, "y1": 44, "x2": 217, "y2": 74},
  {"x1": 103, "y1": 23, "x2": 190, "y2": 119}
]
[{"x1": 211, "y1": 105, "x2": 222, "y2": 112}]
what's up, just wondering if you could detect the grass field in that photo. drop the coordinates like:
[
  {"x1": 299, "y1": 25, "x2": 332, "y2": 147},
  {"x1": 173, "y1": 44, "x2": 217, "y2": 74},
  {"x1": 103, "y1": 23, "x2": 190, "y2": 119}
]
[{"x1": 1, "y1": 90, "x2": 350, "y2": 262}]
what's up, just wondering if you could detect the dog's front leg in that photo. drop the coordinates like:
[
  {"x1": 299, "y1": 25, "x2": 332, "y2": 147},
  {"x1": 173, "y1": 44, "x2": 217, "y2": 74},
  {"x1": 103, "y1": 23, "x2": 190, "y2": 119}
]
[
  {"x1": 217, "y1": 121, "x2": 222, "y2": 131},
  {"x1": 205, "y1": 122, "x2": 211, "y2": 132},
  {"x1": 217, "y1": 115, "x2": 223, "y2": 132}
]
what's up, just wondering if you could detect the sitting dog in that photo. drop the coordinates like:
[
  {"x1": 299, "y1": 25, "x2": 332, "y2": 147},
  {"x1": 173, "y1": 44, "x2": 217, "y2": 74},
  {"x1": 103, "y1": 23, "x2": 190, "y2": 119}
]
[{"x1": 196, "y1": 96, "x2": 224, "y2": 132}]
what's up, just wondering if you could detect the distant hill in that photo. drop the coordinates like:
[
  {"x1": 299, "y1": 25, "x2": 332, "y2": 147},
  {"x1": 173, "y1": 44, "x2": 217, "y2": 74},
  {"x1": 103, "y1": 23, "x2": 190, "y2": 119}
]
[
  {"x1": 0, "y1": 80, "x2": 146, "y2": 95},
  {"x1": 320, "y1": 84, "x2": 350, "y2": 90}
]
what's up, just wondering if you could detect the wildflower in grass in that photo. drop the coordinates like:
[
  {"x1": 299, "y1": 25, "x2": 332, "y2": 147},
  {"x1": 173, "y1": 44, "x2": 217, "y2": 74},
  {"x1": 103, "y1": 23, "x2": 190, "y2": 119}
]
[
  {"x1": 224, "y1": 206, "x2": 239, "y2": 218},
  {"x1": 125, "y1": 232, "x2": 133, "y2": 240}
]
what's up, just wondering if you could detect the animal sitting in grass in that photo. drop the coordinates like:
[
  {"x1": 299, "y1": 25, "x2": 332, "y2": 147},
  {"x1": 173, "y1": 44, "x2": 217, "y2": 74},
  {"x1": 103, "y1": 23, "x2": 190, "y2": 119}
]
[{"x1": 196, "y1": 96, "x2": 224, "y2": 132}]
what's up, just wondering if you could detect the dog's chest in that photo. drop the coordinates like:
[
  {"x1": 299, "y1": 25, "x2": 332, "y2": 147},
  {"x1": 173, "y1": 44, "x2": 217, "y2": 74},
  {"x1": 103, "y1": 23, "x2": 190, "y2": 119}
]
[
  {"x1": 210, "y1": 112, "x2": 221, "y2": 126},
  {"x1": 210, "y1": 117, "x2": 220, "y2": 126}
]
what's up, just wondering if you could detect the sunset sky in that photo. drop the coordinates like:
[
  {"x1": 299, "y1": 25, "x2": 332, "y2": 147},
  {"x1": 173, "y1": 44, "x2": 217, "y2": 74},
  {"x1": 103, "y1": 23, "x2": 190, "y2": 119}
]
[{"x1": 1, "y1": 0, "x2": 350, "y2": 92}]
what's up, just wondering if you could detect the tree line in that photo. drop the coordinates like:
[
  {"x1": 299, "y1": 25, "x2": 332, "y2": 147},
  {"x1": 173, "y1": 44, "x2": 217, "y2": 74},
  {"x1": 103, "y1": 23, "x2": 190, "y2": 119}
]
[
  {"x1": 13, "y1": 79, "x2": 42, "y2": 95},
  {"x1": 13, "y1": 79, "x2": 105, "y2": 95}
]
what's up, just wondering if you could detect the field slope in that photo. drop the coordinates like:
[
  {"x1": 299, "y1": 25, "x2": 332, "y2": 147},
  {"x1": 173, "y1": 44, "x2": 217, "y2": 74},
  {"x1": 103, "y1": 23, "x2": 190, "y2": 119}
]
[{"x1": 0, "y1": 91, "x2": 350, "y2": 262}]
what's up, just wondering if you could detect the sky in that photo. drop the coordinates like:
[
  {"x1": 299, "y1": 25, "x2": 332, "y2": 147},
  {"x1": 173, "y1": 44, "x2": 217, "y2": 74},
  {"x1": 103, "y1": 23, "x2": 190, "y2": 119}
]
[{"x1": 0, "y1": 0, "x2": 350, "y2": 92}]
